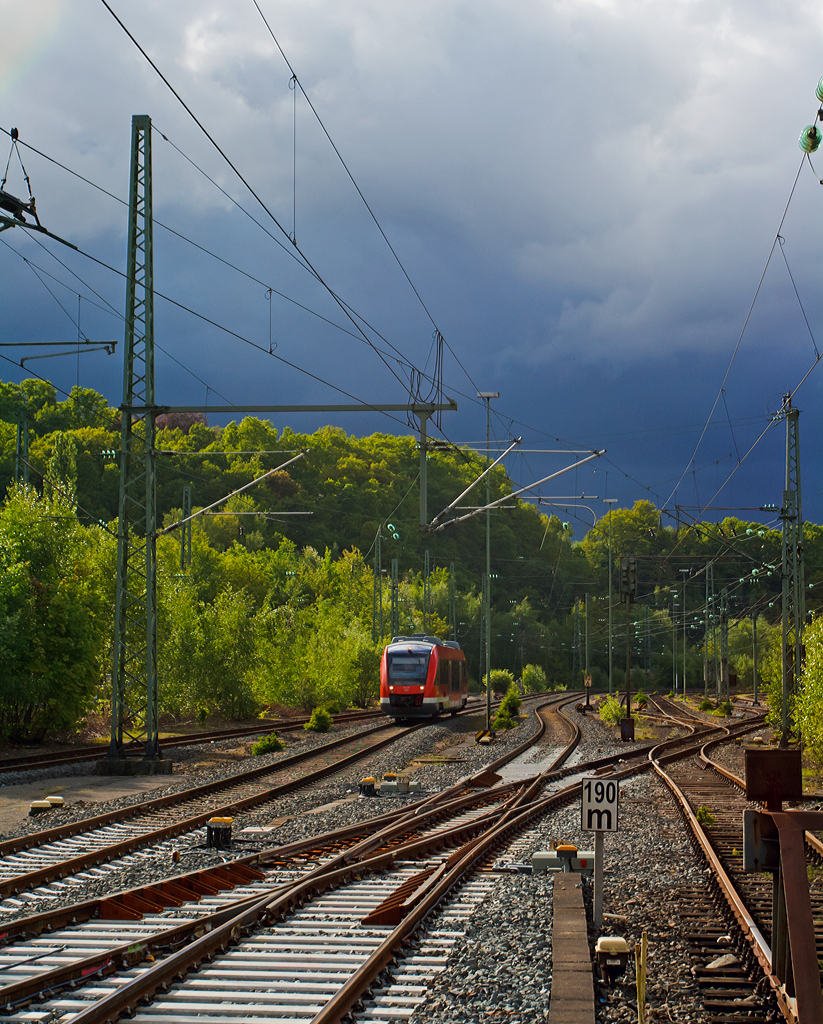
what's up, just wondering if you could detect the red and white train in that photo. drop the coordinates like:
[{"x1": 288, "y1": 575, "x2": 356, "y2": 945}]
[{"x1": 380, "y1": 634, "x2": 468, "y2": 720}]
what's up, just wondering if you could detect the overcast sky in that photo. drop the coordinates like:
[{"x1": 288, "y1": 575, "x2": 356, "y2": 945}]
[{"x1": 2, "y1": 0, "x2": 823, "y2": 537}]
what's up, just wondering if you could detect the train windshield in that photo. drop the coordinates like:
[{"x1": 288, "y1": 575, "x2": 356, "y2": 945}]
[{"x1": 387, "y1": 652, "x2": 429, "y2": 682}]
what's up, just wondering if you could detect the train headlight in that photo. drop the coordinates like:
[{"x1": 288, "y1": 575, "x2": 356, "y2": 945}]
[{"x1": 389, "y1": 686, "x2": 394, "y2": 691}]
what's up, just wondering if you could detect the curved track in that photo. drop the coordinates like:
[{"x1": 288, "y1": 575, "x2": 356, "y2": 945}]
[
  {"x1": 650, "y1": 710, "x2": 823, "y2": 1024},
  {"x1": 0, "y1": 694, "x2": 774, "y2": 1024}
]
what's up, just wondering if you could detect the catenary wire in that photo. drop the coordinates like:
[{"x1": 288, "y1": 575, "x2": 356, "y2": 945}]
[{"x1": 662, "y1": 154, "x2": 806, "y2": 512}]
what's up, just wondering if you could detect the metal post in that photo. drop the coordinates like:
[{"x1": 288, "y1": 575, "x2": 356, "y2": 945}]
[
  {"x1": 449, "y1": 562, "x2": 457, "y2": 641},
  {"x1": 753, "y1": 611, "x2": 759, "y2": 704},
  {"x1": 482, "y1": 572, "x2": 491, "y2": 730},
  {"x1": 372, "y1": 526, "x2": 381, "y2": 642},
  {"x1": 391, "y1": 558, "x2": 399, "y2": 638},
  {"x1": 418, "y1": 410, "x2": 429, "y2": 530},
  {"x1": 110, "y1": 114, "x2": 159, "y2": 762},
  {"x1": 423, "y1": 549, "x2": 431, "y2": 634},
  {"x1": 585, "y1": 592, "x2": 590, "y2": 708},
  {"x1": 479, "y1": 391, "x2": 498, "y2": 731},
  {"x1": 180, "y1": 484, "x2": 192, "y2": 570},
  {"x1": 711, "y1": 565, "x2": 719, "y2": 698},
  {"x1": 625, "y1": 600, "x2": 631, "y2": 715},
  {"x1": 704, "y1": 567, "x2": 709, "y2": 698},
  {"x1": 672, "y1": 593, "x2": 677, "y2": 694},
  {"x1": 681, "y1": 570, "x2": 688, "y2": 697},
  {"x1": 720, "y1": 587, "x2": 729, "y2": 704},
  {"x1": 780, "y1": 395, "x2": 804, "y2": 746},
  {"x1": 645, "y1": 604, "x2": 651, "y2": 679},
  {"x1": 604, "y1": 498, "x2": 617, "y2": 695},
  {"x1": 14, "y1": 411, "x2": 28, "y2": 485},
  {"x1": 594, "y1": 830, "x2": 604, "y2": 930}
]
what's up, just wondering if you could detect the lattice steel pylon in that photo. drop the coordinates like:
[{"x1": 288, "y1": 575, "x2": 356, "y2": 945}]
[
  {"x1": 780, "y1": 394, "x2": 804, "y2": 746},
  {"x1": 109, "y1": 115, "x2": 160, "y2": 760}
]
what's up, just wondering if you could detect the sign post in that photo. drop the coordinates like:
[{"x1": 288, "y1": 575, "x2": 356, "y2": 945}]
[{"x1": 581, "y1": 775, "x2": 619, "y2": 930}]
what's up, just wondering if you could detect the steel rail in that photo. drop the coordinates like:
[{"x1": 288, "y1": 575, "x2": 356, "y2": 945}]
[
  {"x1": 4, "y1": 705, "x2": 758, "y2": 1023},
  {"x1": 0, "y1": 710, "x2": 386, "y2": 774},
  {"x1": 0, "y1": 720, "x2": 433, "y2": 898},
  {"x1": 650, "y1": 759, "x2": 788, "y2": 1019},
  {"x1": 0, "y1": 699, "x2": 567, "y2": 1011}
]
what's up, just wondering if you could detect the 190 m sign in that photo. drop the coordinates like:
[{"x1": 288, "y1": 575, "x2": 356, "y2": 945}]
[{"x1": 581, "y1": 776, "x2": 619, "y2": 832}]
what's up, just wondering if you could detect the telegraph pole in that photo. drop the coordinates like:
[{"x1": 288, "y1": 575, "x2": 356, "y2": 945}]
[
  {"x1": 479, "y1": 391, "x2": 498, "y2": 731},
  {"x1": 604, "y1": 498, "x2": 617, "y2": 694},
  {"x1": 720, "y1": 587, "x2": 729, "y2": 704},
  {"x1": 619, "y1": 555, "x2": 636, "y2": 740},
  {"x1": 780, "y1": 394, "x2": 804, "y2": 746},
  {"x1": 680, "y1": 569, "x2": 689, "y2": 697},
  {"x1": 109, "y1": 114, "x2": 161, "y2": 765}
]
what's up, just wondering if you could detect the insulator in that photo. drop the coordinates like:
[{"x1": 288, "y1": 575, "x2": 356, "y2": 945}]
[
  {"x1": 816, "y1": 77, "x2": 823, "y2": 103},
  {"x1": 799, "y1": 125, "x2": 822, "y2": 153}
]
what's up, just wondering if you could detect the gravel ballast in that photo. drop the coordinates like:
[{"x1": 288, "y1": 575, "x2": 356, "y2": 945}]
[{"x1": 0, "y1": 700, "x2": 733, "y2": 1021}]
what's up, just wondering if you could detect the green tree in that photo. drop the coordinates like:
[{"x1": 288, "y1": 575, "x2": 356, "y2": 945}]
[
  {"x1": 796, "y1": 616, "x2": 823, "y2": 760},
  {"x1": 0, "y1": 484, "x2": 110, "y2": 741},
  {"x1": 522, "y1": 663, "x2": 547, "y2": 692}
]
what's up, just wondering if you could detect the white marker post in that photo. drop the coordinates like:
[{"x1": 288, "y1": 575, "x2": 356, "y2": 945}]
[{"x1": 581, "y1": 775, "x2": 619, "y2": 930}]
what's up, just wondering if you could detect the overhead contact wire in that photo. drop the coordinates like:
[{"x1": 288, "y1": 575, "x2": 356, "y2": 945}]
[{"x1": 662, "y1": 154, "x2": 806, "y2": 512}]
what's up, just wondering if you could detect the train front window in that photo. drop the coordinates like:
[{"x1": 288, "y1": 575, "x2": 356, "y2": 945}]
[{"x1": 388, "y1": 653, "x2": 428, "y2": 683}]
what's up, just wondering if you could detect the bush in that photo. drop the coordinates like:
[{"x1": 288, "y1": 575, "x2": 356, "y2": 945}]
[
  {"x1": 522, "y1": 664, "x2": 547, "y2": 693},
  {"x1": 490, "y1": 668, "x2": 515, "y2": 695},
  {"x1": 695, "y1": 805, "x2": 715, "y2": 826},
  {"x1": 499, "y1": 684, "x2": 522, "y2": 719},
  {"x1": 598, "y1": 694, "x2": 624, "y2": 726},
  {"x1": 698, "y1": 697, "x2": 714, "y2": 712},
  {"x1": 304, "y1": 707, "x2": 333, "y2": 732},
  {"x1": 251, "y1": 732, "x2": 284, "y2": 755},
  {"x1": 491, "y1": 711, "x2": 516, "y2": 730},
  {"x1": 635, "y1": 690, "x2": 648, "y2": 708}
]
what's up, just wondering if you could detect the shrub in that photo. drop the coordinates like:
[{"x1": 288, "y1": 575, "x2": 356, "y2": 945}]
[
  {"x1": 491, "y1": 711, "x2": 516, "y2": 730},
  {"x1": 251, "y1": 732, "x2": 284, "y2": 755},
  {"x1": 304, "y1": 707, "x2": 333, "y2": 733},
  {"x1": 695, "y1": 805, "x2": 715, "y2": 826},
  {"x1": 698, "y1": 697, "x2": 714, "y2": 712},
  {"x1": 522, "y1": 664, "x2": 547, "y2": 693},
  {"x1": 635, "y1": 690, "x2": 648, "y2": 708},
  {"x1": 499, "y1": 684, "x2": 522, "y2": 719},
  {"x1": 598, "y1": 694, "x2": 624, "y2": 726},
  {"x1": 490, "y1": 668, "x2": 515, "y2": 695}
]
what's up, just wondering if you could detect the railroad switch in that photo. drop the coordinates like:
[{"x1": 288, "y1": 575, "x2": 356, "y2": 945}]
[
  {"x1": 206, "y1": 816, "x2": 234, "y2": 849},
  {"x1": 595, "y1": 936, "x2": 630, "y2": 985}
]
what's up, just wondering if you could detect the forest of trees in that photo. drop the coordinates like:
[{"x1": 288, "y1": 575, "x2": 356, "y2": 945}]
[{"x1": 0, "y1": 378, "x2": 820, "y2": 748}]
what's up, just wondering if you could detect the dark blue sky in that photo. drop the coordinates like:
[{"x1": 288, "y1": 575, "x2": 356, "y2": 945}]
[{"x1": 2, "y1": 0, "x2": 823, "y2": 533}]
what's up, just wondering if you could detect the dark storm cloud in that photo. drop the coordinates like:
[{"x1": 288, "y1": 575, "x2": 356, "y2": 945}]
[{"x1": 2, "y1": 0, "x2": 823, "y2": 525}]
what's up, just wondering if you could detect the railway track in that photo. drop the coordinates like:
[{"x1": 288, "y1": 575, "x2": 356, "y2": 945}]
[
  {"x1": 0, "y1": 695, "x2": 770, "y2": 1023},
  {"x1": 0, "y1": 709, "x2": 388, "y2": 777},
  {"x1": 0, "y1": 697, "x2": 577, "y2": 1020},
  {"x1": 652, "y1": 716, "x2": 822, "y2": 1023},
  {"x1": 0, "y1": 718, "x2": 443, "y2": 906}
]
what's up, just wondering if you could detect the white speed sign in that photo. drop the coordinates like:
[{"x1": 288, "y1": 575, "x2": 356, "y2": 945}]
[{"x1": 581, "y1": 775, "x2": 619, "y2": 832}]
